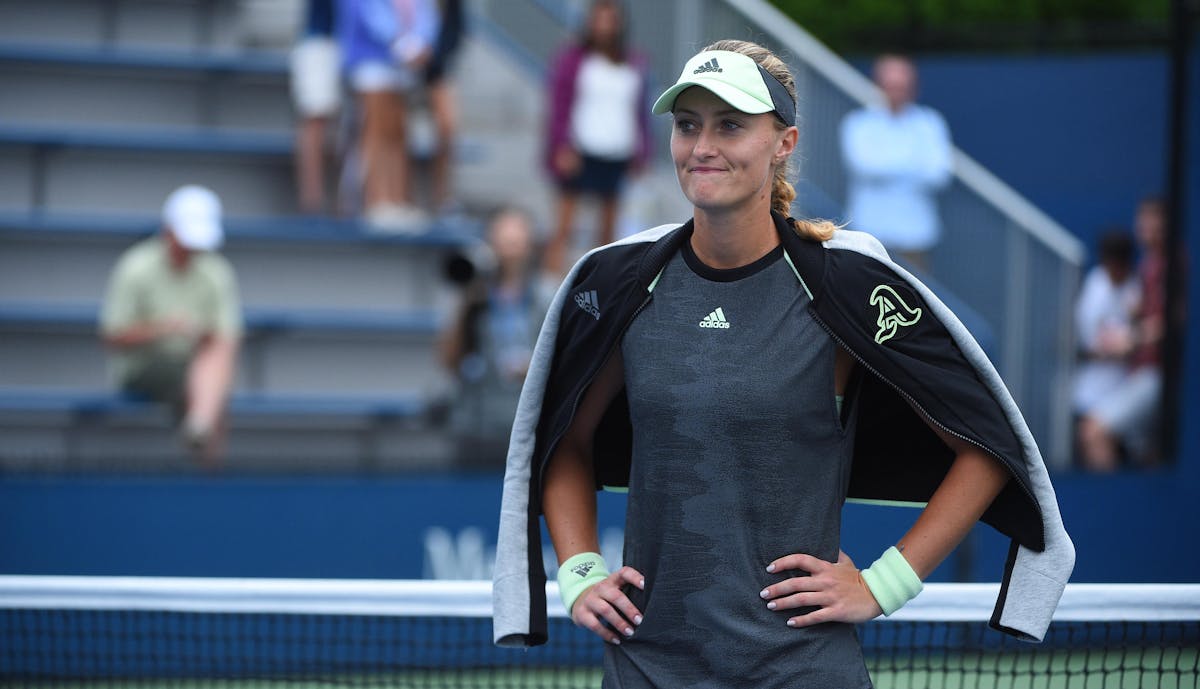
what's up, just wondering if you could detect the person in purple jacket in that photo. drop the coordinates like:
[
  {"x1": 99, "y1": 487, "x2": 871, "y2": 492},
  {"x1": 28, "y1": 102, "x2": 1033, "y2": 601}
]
[{"x1": 542, "y1": 0, "x2": 651, "y2": 275}]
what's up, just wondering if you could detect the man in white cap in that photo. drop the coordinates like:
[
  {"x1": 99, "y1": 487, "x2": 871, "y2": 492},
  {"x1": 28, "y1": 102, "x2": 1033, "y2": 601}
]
[{"x1": 100, "y1": 185, "x2": 243, "y2": 465}]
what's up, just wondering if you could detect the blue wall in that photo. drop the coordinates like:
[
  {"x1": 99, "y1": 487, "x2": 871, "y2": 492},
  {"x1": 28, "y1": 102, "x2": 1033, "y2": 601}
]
[
  {"x1": 911, "y1": 51, "x2": 1171, "y2": 258},
  {"x1": 1, "y1": 471, "x2": 1196, "y2": 583}
]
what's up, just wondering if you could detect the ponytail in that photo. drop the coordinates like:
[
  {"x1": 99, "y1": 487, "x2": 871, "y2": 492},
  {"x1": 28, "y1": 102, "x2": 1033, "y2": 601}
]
[
  {"x1": 772, "y1": 157, "x2": 839, "y2": 243},
  {"x1": 791, "y1": 217, "x2": 840, "y2": 243},
  {"x1": 770, "y1": 168, "x2": 795, "y2": 217}
]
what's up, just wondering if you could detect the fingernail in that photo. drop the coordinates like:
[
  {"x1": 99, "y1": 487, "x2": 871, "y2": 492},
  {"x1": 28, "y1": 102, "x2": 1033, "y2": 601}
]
[
  {"x1": 767, "y1": 601, "x2": 776, "y2": 610},
  {"x1": 786, "y1": 619, "x2": 796, "y2": 627},
  {"x1": 609, "y1": 638, "x2": 621, "y2": 645},
  {"x1": 759, "y1": 589, "x2": 770, "y2": 599},
  {"x1": 766, "y1": 564, "x2": 775, "y2": 573},
  {"x1": 640, "y1": 578, "x2": 645, "y2": 589},
  {"x1": 624, "y1": 627, "x2": 634, "y2": 637},
  {"x1": 633, "y1": 615, "x2": 643, "y2": 625}
]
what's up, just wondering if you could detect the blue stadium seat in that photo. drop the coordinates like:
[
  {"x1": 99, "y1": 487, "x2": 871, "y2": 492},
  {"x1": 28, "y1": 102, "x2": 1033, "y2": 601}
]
[
  {"x1": 0, "y1": 388, "x2": 428, "y2": 421},
  {"x1": 0, "y1": 211, "x2": 483, "y2": 247},
  {"x1": 0, "y1": 124, "x2": 293, "y2": 157},
  {"x1": 0, "y1": 302, "x2": 444, "y2": 336},
  {"x1": 0, "y1": 42, "x2": 289, "y2": 75},
  {"x1": 0, "y1": 123, "x2": 486, "y2": 164}
]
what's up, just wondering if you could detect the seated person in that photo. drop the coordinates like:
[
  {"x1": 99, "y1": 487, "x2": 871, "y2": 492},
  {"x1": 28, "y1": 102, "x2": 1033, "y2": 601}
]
[
  {"x1": 438, "y1": 207, "x2": 553, "y2": 468},
  {"x1": 1077, "y1": 198, "x2": 1168, "y2": 470},
  {"x1": 100, "y1": 185, "x2": 242, "y2": 465},
  {"x1": 1073, "y1": 230, "x2": 1139, "y2": 422}
]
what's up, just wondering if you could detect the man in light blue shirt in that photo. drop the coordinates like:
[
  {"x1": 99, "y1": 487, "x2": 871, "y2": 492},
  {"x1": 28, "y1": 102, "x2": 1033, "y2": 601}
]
[{"x1": 840, "y1": 55, "x2": 952, "y2": 271}]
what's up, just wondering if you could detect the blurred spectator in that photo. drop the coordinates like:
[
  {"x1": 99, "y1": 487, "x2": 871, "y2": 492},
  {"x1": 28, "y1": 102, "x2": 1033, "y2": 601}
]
[
  {"x1": 1073, "y1": 229, "x2": 1139, "y2": 433},
  {"x1": 100, "y1": 186, "x2": 243, "y2": 466},
  {"x1": 542, "y1": 0, "x2": 651, "y2": 275},
  {"x1": 438, "y1": 208, "x2": 552, "y2": 468},
  {"x1": 291, "y1": 0, "x2": 341, "y2": 214},
  {"x1": 421, "y1": 0, "x2": 465, "y2": 217},
  {"x1": 840, "y1": 54, "x2": 952, "y2": 272},
  {"x1": 337, "y1": 0, "x2": 438, "y2": 230},
  {"x1": 1078, "y1": 198, "x2": 1168, "y2": 470}
]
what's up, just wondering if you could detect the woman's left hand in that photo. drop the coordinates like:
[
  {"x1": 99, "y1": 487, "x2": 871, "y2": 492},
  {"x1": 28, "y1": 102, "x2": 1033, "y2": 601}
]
[{"x1": 759, "y1": 550, "x2": 883, "y2": 628}]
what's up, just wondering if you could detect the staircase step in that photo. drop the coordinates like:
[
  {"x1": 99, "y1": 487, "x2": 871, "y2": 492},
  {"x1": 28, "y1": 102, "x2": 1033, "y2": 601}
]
[
  {"x1": 0, "y1": 302, "x2": 444, "y2": 335},
  {"x1": 0, "y1": 42, "x2": 289, "y2": 74},
  {"x1": 0, "y1": 328, "x2": 449, "y2": 396},
  {"x1": 1, "y1": 235, "x2": 469, "y2": 314},
  {"x1": 0, "y1": 125, "x2": 293, "y2": 156},
  {"x1": 0, "y1": 0, "x2": 295, "y2": 52},
  {"x1": 0, "y1": 387, "x2": 455, "y2": 472},
  {"x1": 0, "y1": 211, "x2": 482, "y2": 244}
]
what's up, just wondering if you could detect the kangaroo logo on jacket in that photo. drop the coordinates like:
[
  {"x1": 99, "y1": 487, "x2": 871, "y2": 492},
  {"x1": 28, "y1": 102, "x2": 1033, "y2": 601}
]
[{"x1": 870, "y1": 284, "x2": 922, "y2": 344}]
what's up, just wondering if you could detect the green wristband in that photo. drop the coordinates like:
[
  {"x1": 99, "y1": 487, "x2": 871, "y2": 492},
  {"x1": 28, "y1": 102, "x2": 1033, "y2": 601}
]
[
  {"x1": 557, "y1": 552, "x2": 610, "y2": 615},
  {"x1": 860, "y1": 546, "x2": 923, "y2": 616}
]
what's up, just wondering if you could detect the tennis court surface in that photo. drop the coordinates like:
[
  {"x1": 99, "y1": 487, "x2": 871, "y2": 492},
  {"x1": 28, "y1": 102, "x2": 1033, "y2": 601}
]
[{"x1": 2, "y1": 577, "x2": 1196, "y2": 688}]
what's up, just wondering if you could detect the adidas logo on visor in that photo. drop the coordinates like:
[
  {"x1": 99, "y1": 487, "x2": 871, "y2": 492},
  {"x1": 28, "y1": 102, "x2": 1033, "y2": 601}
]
[
  {"x1": 699, "y1": 307, "x2": 730, "y2": 329},
  {"x1": 692, "y1": 58, "x2": 723, "y2": 75}
]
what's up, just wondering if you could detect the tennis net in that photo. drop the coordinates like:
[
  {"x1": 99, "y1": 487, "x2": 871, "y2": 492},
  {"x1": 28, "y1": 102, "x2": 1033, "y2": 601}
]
[{"x1": 1, "y1": 576, "x2": 1197, "y2": 688}]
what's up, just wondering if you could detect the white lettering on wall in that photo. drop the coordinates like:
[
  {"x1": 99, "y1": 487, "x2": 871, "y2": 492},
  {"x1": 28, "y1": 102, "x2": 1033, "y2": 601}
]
[{"x1": 423, "y1": 527, "x2": 494, "y2": 580}]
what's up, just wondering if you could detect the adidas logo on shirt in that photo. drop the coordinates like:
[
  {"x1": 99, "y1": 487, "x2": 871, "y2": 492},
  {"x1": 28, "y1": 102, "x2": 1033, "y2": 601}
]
[
  {"x1": 699, "y1": 307, "x2": 730, "y2": 329},
  {"x1": 574, "y1": 290, "x2": 601, "y2": 320},
  {"x1": 693, "y1": 58, "x2": 723, "y2": 74}
]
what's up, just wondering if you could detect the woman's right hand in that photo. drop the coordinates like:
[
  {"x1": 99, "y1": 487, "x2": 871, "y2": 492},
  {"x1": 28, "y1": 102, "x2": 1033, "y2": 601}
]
[{"x1": 570, "y1": 565, "x2": 646, "y2": 645}]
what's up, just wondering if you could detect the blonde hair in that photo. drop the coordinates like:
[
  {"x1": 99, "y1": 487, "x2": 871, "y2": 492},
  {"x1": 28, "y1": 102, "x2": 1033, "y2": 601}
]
[{"x1": 701, "y1": 39, "x2": 840, "y2": 243}]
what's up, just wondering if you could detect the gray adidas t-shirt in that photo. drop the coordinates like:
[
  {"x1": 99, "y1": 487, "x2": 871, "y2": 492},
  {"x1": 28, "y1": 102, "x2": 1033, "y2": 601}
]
[{"x1": 607, "y1": 242, "x2": 870, "y2": 689}]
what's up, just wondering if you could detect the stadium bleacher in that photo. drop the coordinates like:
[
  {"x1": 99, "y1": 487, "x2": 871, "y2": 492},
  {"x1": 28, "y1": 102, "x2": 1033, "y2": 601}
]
[
  {"x1": 0, "y1": 210, "x2": 473, "y2": 468},
  {"x1": 0, "y1": 0, "x2": 554, "y2": 471}
]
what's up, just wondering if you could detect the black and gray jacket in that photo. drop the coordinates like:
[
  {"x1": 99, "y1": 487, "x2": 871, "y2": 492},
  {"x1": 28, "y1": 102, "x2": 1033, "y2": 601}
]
[{"x1": 493, "y1": 213, "x2": 1074, "y2": 647}]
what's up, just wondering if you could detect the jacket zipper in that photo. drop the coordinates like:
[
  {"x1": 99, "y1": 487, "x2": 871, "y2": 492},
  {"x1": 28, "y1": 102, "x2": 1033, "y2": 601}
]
[
  {"x1": 810, "y1": 310, "x2": 1042, "y2": 516},
  {"x1": 536, "y1": 291, "x2": 655, "y2": 492}
]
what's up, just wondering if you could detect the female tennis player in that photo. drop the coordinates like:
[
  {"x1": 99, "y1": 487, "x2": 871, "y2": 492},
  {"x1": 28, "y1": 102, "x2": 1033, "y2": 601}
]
[{"x1": 493, "y1": 40, "x2": 1074, "y2": 687}]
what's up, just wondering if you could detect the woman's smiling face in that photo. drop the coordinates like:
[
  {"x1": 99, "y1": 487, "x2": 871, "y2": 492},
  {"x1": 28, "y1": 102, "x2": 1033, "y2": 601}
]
[{"x1": 670, "y1": 86, "x2": 794, "y2": 216}]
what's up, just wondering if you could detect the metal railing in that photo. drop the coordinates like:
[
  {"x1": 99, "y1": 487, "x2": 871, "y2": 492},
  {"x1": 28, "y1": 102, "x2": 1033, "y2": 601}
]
[{"x1": 470, "y1": 0, "x2": 1085, "y2": 468}]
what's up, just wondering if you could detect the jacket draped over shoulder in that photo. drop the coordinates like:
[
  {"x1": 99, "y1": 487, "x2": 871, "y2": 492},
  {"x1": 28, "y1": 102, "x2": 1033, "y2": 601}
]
[{"x1": 493, "y1": 214, "x2": 1074, "y2": 648}]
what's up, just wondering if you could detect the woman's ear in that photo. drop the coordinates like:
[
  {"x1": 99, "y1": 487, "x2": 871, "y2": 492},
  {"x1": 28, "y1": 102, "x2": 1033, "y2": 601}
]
[{"x1": 775, "y1": 125, "x2": 799, "y2": 165}]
